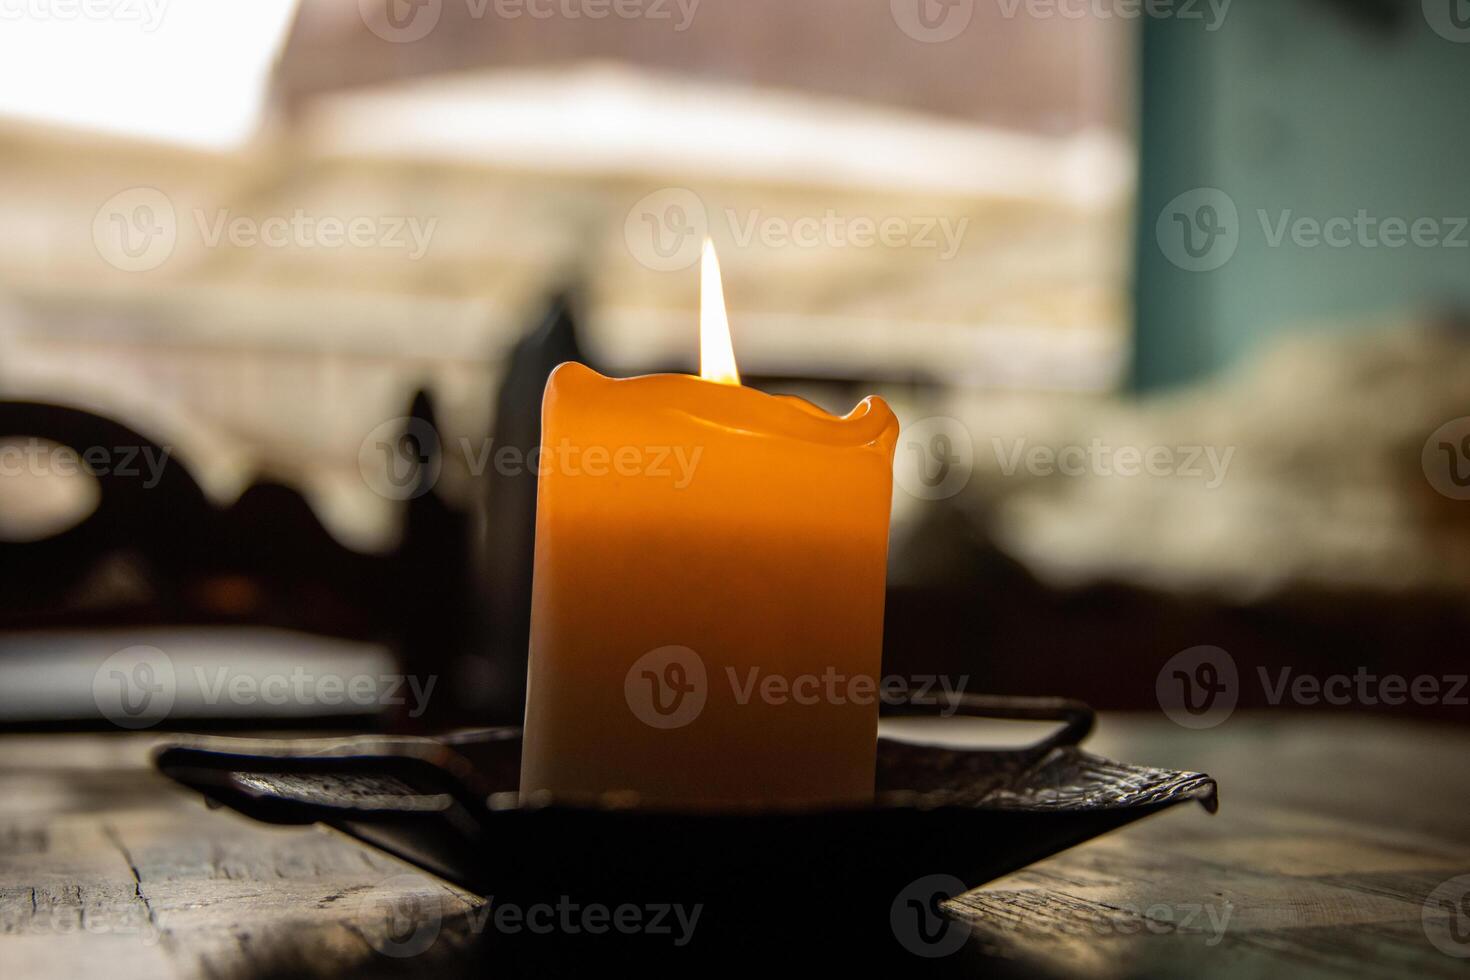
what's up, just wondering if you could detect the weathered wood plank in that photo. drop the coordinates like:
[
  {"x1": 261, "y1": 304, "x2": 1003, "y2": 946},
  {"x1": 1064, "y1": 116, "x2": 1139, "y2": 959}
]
[
  {"x1": 950, "y1": 717, "x2": 1470, "y2": 977},
  {"x1": 0, "y1": 734, "x2": 485, "y2": 979},
  {"x1": 2, "y1": 719, "x2": 1468, "y2": 977}
]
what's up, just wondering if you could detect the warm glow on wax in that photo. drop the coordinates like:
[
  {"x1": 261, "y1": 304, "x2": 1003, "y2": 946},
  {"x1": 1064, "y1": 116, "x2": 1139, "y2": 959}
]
[
  {"x1": 520, "y1": 239, "x2": 900, "y2": 808},
  {"x1": 699, "y1": 239, "x2": 741, "y2": 386}
]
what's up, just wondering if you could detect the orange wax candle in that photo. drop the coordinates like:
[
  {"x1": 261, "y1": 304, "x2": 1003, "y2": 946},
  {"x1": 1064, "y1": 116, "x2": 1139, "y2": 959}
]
[{"x1": 519, "y1": 243, "x2": 899, "y2": 809}]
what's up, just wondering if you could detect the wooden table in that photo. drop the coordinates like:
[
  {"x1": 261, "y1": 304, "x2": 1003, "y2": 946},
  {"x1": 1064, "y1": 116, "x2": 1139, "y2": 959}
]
[
  {"x1": 957, "y1": 714, "x2": 1470, "y2": 978},
  {"x1": 1, "y1": 715, "x2": 1467, "y2": 978}
]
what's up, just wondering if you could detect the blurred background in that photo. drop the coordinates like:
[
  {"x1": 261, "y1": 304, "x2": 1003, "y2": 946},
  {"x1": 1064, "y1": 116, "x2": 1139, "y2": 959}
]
[{"x1": 1, "y1": 0, "x2": 1468, "y2": 729}]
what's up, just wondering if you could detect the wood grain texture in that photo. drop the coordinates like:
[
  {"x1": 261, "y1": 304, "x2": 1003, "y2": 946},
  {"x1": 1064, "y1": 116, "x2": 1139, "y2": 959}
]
[
  {"x1": 948, "y1": 715, "x2": 1470, "y2": 978},
  {"x1": 0, "y1": 717, "x2": 1467, "y2": 977},
  {"x1": 0, "y1": 734, "x2": 485, "y2": 979}
]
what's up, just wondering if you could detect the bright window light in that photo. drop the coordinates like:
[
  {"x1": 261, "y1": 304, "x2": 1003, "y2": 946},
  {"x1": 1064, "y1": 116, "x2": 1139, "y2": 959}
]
[{"x1": 0, "y1": 0, "x2": 299, "y2": 150}]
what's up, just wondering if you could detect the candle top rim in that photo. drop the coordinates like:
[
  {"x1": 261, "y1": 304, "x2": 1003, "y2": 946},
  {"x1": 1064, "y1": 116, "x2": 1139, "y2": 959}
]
[{"x1": 547, "y1": 361, "x2": 899, "y2": 451}]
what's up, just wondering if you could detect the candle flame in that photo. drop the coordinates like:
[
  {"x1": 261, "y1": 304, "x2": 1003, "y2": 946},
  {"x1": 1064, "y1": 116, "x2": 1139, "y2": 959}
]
[{"x1": 699, "y1": 238, "x2": 740, "y2": 386}]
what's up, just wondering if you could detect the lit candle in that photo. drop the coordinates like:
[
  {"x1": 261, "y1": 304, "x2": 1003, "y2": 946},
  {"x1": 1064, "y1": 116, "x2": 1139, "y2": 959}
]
[{"x1": 520, "y1": 242, "x2": 899, "y2": 809}]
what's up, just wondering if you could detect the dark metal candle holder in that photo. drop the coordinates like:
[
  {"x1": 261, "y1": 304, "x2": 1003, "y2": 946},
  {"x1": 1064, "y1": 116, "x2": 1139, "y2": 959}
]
[{"x1": 155, "y1": 695, "x2": 1216, "y2": 968}]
